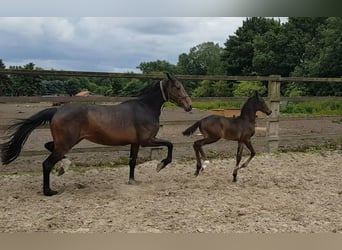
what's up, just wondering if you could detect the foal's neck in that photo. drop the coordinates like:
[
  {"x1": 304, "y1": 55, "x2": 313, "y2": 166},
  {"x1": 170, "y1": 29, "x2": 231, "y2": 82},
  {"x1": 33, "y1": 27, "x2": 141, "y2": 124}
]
[{"x1": 240, "y1": 99, "x2": 257, "y2": 123}]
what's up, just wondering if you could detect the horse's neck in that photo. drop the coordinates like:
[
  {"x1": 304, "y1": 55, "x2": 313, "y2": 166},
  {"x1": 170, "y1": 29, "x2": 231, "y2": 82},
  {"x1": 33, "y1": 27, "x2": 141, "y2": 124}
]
[
  {"x1": 240, "y1": 100, "x2": 257, "y2": 123},
  {"x1": 139, "y1": 91, "x2": 165, "y2": 117}
]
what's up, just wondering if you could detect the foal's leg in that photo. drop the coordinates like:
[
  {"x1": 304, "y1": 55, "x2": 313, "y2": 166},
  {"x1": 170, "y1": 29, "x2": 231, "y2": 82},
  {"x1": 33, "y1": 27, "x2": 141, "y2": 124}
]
[
  {"x1": 240, "y1": 140, "x2": 255, "y2": 169},
  {"x1": 233, "y1": 140, "x2": 256, "y2": 182},
  {"x1": 128, "y1": 144, "x2": 140, "y2": 185},
  {"x1": 193, "y1": 137, "x2": 219, "y2": 176},
  {"x1": 232, "y1": 142, "x2": 244, "y2": 182}
]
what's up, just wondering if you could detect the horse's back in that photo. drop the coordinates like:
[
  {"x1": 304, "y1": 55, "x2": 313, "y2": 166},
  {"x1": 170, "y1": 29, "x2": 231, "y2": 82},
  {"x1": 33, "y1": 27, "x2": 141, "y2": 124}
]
[{"x1": 50, "y1": 102, "x2": 159, "y2": 146}]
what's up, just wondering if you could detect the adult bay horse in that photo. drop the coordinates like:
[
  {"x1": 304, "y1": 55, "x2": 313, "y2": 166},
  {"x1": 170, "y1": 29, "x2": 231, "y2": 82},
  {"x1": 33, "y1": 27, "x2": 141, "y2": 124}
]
[
  {"x1": 182, "y1": 91, "x2": 271, "y2": 182},
  {"x1": 1, "y1": 73, "x2": 192, "y2": 196}
]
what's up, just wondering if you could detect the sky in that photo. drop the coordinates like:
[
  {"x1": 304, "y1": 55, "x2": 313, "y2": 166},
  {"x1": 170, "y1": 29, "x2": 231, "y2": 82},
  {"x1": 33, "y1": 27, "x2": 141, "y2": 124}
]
[
  {"x1": 0, "y1": 17, "x2": 286, "y2": 73},
  {"x1": 0, "y1": 17, "x2": 248, "y2": 73}
]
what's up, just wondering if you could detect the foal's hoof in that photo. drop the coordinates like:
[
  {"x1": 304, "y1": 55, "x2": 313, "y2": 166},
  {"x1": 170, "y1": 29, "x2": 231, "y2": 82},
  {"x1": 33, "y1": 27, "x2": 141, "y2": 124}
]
[
  {"x1": 232, "y1": 175, "x2": 237, "y2": 182},
  {"x1": 43, "y1": 189, "x2": 58, "y2": 196},
  {"x1": 128, "y1": 179, "x2": 141, "y2": 185},
  {"x1": 156, "y1": 162, "x2": 165, "y2": 172},
  {"x1": 57, "y1": 167, "x2": 65, "y2": 176}
]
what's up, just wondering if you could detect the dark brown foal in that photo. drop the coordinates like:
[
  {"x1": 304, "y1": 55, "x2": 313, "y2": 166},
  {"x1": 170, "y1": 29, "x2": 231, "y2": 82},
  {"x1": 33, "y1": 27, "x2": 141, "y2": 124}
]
[{"x1": 183, "y1": 91, "x2": 271, "y2": 182}]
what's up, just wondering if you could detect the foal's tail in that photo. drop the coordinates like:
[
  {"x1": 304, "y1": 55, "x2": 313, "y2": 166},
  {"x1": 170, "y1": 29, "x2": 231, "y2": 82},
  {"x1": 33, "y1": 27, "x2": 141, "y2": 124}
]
[
  {"x1": 1, "y1": 108, "x2": 58, "y2": 165},
  {"x1": 182, "y1": 121, "x2": 200, "y2": 136}
]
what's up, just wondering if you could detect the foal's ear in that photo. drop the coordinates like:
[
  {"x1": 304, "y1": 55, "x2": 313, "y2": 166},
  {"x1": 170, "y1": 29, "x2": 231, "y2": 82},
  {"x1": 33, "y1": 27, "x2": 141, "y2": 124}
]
[{"x1": 254, "y1": 91, "x2": 260, "y2": 99}]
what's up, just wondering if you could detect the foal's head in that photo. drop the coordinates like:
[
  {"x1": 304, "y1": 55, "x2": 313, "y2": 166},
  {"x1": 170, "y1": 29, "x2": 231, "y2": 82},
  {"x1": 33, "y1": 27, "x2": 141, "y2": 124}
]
[
  {"x1": 253, "y1": 91, "x2": 272, "y2": 115},
  {"x1": 162, "y1": 73, "x2": 192, "y2": 112}
]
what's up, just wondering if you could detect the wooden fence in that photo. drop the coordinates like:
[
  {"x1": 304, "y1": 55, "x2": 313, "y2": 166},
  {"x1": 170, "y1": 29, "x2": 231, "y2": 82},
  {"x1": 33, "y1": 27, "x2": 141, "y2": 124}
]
[{"x1": 1, "y1": 69, "x2": 342, "y2": 156}]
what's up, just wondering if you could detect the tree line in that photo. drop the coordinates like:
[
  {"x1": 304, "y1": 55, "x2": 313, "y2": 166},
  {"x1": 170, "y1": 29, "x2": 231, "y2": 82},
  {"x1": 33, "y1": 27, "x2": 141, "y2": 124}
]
[{"x1": 1, "y1": 17, "x2": 342, "y2": 97}]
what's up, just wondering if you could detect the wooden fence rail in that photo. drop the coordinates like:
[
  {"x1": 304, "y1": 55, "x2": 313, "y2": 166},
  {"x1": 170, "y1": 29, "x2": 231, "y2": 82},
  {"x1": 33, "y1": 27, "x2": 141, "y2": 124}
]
[
  {"x1": 1, "y1": 69, "x2": 342, "y2": 83},
  {"x1": 1, "y1": 69, "x2": 342, "y2": 154}
]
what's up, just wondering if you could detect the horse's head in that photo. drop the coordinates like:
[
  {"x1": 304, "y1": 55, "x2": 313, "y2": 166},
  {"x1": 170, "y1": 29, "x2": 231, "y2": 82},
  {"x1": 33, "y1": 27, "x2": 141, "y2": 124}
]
[
  {"x1": 253, "y1": 91, "x2": 272, "y2": 115},
  {"x1": 162, "y1": 72, "x2": 192, "y2": 112}
]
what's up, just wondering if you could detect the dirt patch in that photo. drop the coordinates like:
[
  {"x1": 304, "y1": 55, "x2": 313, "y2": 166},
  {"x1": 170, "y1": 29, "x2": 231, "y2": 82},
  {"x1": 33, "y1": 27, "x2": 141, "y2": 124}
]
[{"x1": 0, "y1": 151, "x2": 342, "y2": 233}]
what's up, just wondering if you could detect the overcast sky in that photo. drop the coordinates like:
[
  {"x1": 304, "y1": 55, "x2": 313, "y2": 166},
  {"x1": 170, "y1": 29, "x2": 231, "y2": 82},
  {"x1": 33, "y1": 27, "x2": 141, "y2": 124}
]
[{"x1": 0, "y1": 17, "x2": 284, "y2": 73}]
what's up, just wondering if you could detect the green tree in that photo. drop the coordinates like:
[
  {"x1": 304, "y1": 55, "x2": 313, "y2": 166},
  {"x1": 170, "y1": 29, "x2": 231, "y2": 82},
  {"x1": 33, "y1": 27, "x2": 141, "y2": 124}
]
[
  {"x1": 65, "y1": 78, "x2": 81, "y2": 96},
  {"x1": 0, "y1": 59, "x2": 12, "y2": 96},
  {"x1": 137, "y1": 60, "x2": 178, "y2": 74},
  {"x1": 119, "y1": 78, "x2": 147, "y2": 97},
  {"x1": 233, "y1": 81, "x2": 267, "y2": 97},
  {"x1": 8, "y1": 62, "x2": 43, "y2": 96},
  {"x1": 212, "y1": 81, "x2": 232, "y2": 97},
  {"x1": 192, "y1": 80, "x2": 215, "y2": 97},
  {"x1": 177, "y1": 42, "x2": 225, "y2": 75},
  {"x1": 222, "y1": 17, "x2": 280, "y2": 75}
]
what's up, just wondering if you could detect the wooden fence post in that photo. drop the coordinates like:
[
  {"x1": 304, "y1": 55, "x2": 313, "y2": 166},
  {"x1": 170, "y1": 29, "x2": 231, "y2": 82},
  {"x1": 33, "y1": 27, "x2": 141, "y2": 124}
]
[{"x1": 267, "y1": 75, "x2": 281, "y2": 152}]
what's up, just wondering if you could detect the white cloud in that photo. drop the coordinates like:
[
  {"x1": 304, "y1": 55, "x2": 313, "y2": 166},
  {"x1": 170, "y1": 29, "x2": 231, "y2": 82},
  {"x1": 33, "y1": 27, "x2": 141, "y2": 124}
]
[{"x1": 0, "y1": 17, "x2": 246, "y2": 72}]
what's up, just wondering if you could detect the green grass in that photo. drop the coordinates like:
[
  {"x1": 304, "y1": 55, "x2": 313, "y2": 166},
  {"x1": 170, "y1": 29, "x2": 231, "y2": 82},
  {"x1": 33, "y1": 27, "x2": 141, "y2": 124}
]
[
  {"x1": 166, "y1": 100, "x2": 342, "y2": 116},
  {"x1": 164, "y1": 100, "x2": 243, "y2": 110},
  {"x1": 281, "y1": 101, "x2": 342, "y2": 116}
]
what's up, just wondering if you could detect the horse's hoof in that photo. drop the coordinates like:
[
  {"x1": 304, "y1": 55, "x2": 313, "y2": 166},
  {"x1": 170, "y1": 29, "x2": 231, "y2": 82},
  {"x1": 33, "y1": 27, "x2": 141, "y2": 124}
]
[
  {"x1": 43, "y1": 189, "x2": 58, "y2": 196},
  {"x1": 156, "y1": 162, "x2": 165, "y2": 172},
  {"x1": 128, "y1": 179, "x2": 141, "y2": 185},
  {"x1": 194, "y1": 171, "x2": 199, "y2": 176}
]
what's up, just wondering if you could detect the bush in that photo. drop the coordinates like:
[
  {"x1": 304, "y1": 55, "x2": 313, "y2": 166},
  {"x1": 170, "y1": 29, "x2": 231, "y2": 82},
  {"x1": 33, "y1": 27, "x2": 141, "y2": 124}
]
[{"x1": 233, "y1": 81, "x2": 267, "y2": 97}]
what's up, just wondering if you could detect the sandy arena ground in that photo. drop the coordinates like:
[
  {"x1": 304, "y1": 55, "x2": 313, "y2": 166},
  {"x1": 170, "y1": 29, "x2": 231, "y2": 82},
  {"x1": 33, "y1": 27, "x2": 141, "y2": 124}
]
[{"x1": 0, "y1": 103, "x2": 342, "y2": 232}]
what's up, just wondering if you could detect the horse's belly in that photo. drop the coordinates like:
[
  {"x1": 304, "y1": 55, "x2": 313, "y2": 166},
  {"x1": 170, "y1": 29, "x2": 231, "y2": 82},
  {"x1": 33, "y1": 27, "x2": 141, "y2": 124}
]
[{"x1": 83, "y1": 129, "x2": 137, "y2": 146}]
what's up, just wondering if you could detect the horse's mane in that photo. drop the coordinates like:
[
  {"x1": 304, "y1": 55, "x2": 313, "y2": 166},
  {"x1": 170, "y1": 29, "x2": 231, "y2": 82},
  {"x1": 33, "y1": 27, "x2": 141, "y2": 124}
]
[{"x1": 138, "y1": 80, "x2": 161, "y2": 98}]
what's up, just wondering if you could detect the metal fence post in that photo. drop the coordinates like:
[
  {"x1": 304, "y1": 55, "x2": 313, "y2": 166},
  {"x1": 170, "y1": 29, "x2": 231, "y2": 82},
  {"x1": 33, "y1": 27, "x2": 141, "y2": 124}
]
[{"x1": 267, "y1": 75, "x2": 281, "y2": 152}]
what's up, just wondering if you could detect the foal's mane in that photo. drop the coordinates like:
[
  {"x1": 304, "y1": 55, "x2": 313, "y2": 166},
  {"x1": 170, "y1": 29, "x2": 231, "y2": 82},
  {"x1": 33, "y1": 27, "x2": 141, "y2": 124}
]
[{"x1": 240, "y1": 93, "x2": 258, "y2": 117}]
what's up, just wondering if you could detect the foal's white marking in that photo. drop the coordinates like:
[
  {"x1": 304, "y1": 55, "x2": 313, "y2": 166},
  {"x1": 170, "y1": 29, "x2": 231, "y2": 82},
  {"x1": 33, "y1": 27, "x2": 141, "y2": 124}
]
[{"x1": 202, "y1": 160, "x2": 210, "y2": 169}]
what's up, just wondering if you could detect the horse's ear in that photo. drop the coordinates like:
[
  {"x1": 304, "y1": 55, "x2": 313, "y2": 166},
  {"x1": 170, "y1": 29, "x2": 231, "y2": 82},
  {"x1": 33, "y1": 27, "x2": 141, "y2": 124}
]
[{"x1": 166, "y1": 72, "x2": 176, "y2": 82}]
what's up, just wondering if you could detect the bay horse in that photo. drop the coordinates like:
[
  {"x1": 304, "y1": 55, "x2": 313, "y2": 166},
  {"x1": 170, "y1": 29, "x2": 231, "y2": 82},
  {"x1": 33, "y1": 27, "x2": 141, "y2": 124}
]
[
  {"x1": 1, "y1": 73, "x2": 192, "y2": 196},
  {"x1": 182, "y1": 91, "x2": 271, "y2": 182}
]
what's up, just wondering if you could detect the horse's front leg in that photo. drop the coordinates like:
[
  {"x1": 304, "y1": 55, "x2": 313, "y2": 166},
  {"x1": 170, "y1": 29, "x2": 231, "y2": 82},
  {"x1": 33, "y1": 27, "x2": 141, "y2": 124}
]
[{"x1": 142, "y1": 138, "x2": 173, "y2": 172}]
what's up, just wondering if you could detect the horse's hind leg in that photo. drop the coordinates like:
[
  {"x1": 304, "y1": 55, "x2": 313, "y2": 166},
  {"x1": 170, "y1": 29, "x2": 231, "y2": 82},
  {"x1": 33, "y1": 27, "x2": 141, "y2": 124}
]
[
  {"x1": 45, "y1": 141, "x2": 66, "y2": 159},
  {"x1": 44, "y1": 141, "x2": 55, "y2": 152},
  {"x1": 128, "y1": 144, "x2": 140, "y2": 185},
  {"x1": 42, "y1": 151, "x2": 64, "y2": 196},
  {"x1": 233, "y1": 142, "x2": 244, "y2": 182},
  {"x1": 44, "y1": 141, "x2": 68, "y2": 176}
]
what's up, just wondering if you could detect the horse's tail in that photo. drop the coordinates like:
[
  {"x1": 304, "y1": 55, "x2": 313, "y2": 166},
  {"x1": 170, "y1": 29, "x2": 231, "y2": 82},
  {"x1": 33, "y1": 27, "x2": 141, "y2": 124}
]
[
  {"x1": 182, "y1": 121, "x2": 200, "y2": 136},
  {"x1": 1, "y1": 108, "x2": 58, "y2": 165}
]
